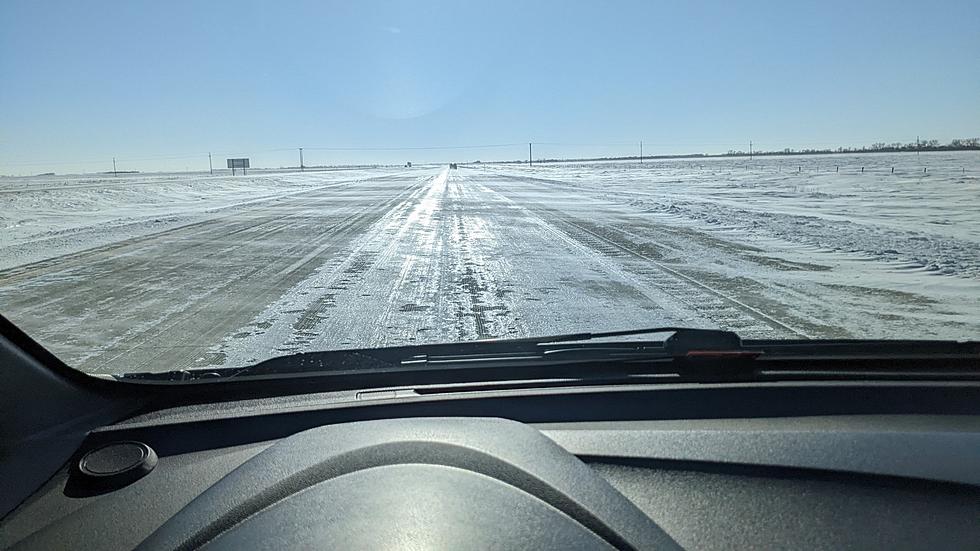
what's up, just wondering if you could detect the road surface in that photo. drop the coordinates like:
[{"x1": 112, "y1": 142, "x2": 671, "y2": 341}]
[{"x1": 2, "y1": 165, "x2": 977, "y2": 373}]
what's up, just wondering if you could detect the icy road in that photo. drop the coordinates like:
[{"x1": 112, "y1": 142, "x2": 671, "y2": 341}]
[{"x1": 1, "y1": 153, "x2": 978, "y2": 374}]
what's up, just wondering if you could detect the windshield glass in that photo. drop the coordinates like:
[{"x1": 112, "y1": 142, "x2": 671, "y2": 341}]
[{"x1": 1, "y1": 1, "x2": 978, "y2": 376}]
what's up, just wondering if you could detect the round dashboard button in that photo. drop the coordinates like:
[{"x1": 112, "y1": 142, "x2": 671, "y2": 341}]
[{"x1": 79, "y1": 441, "x2": 157, "y2": 488}]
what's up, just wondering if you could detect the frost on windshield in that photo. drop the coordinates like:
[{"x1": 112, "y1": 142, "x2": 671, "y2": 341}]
[{"x1": 1, "y1": 152, "x2": 978, "y2": 374}]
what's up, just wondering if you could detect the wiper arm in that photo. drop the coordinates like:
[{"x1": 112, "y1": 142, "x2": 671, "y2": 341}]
[
  {"x1": 402, "y1": 328, "x2": 752, "y2": 367},
  {"x1": 115, "y1": 328, "x2": 744, "y2": 382},
  {"x1": 113, "y1": 328, "x2": 978, "y2": 385},
  {"x1": 440, "y1": 327, "x2": 746, "y2": 361}
]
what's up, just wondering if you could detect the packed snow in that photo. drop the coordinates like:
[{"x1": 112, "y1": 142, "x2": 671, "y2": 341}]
[{"x1": 1, "y1": 152, "x2": 977, "y2": 373}]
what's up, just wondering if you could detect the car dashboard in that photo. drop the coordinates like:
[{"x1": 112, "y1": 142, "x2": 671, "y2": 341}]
[{"x1": 2, "y1": 380, "x2": 979, "y2": 550}]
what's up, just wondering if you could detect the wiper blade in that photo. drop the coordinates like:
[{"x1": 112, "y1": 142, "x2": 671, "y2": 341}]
[
  {"x1": 114, "y1": 328, "x2": 742, "y2": 382},
  {"x1": 112, "y1": 328, "x2": 979, "y2": 385}
]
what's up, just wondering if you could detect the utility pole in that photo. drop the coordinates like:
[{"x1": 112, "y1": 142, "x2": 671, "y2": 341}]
[
  {"x1": 112, "y1": 157, "x2": 117, "y2": 177},
  {"x1": 208, "y1": 152, "x2": 213, "y2": 175},
  {"x1": 299, "y1": 148, "x2": 304, "y2": 171},
  {"x1": 749, "y1": 141, "x2": 753, "y2": 160},
  {"x1": 640, "y1": 141, "x2": 643, "y2": 163},
  {"x1": 528, "y1": 142, "x2": 532, "y2": 166}
]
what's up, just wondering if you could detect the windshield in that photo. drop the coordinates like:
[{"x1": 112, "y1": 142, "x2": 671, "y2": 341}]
[{"x1": 1, "y1": 1, "x2": 978, "y2": 377}]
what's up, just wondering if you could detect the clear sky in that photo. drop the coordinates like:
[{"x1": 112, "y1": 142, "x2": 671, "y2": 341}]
[{"x1": 1, "y1": 0, "x2": 978, "y2": 174}]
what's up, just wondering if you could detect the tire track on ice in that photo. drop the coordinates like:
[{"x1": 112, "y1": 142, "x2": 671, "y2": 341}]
[
  {"x1": 79, "y1": 176, "x2": 427, "y2": 372},
  {"x1": 466, "y1": 170, "x2": 810, "y2": 338},
  {"x1": 207, "y1": 173, "x2": 445, "y2": 365}
]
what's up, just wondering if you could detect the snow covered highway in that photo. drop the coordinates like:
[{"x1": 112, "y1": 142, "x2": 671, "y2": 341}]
[{"x1": 2, "y1": 154, "x2": 978, "y2": 374}]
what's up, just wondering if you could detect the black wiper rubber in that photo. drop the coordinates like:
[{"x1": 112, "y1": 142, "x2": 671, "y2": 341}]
[
  {"x1": 113, "y1": 329, "x2": 979, "y2": 384},
  {"x1": 113, "y1": 328, "x2": 740, "y2": 381}
]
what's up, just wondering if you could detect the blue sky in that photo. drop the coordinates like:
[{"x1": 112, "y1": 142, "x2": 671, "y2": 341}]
[{"x1": 1, "y1": 0, "x2": 978, "y2": 174}]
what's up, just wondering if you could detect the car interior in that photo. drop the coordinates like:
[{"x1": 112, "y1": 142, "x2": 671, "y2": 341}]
[{"x1": 2, "y1": 317, "x2": 979, "y2": 550}]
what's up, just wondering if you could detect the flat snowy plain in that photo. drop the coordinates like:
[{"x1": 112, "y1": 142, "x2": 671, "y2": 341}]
[{"x1": 1, "y1": 152, "x2": 978, "y2": 374}]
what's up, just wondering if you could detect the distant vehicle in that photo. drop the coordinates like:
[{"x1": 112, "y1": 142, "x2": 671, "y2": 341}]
[
  {"x1": 449, "y1": 163, "x2": 458, "y2": 169},
  {"x1": 405, "y1": 162, "x2": 412, "y2": 167}
]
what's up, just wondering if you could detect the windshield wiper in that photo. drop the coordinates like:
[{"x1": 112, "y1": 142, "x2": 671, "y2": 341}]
[
  {"x1": 113, "y1": 327, "x2": 979, "y2": 384},
  {"x1": 113, "y1": 327, "x2": 742, "y2": 382}
]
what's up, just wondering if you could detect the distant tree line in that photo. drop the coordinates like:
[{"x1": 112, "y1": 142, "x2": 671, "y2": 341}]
[
  {"x1": 724, "y1": 138, "x2": 979, "y2": 157},
  {"x1": 494, "y1": 138, "x2": 980, "y2": 165}
]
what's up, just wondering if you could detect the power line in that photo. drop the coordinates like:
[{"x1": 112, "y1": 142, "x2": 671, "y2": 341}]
[
  {"x1": 3, "y1": 136, "x2": 964, "y2": 171},
  {"x1": 297, "y1": 143, "x2": 524, "y2": 152}
]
